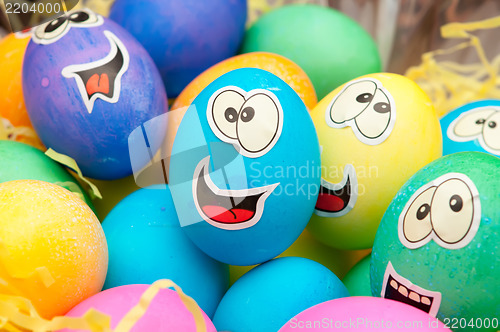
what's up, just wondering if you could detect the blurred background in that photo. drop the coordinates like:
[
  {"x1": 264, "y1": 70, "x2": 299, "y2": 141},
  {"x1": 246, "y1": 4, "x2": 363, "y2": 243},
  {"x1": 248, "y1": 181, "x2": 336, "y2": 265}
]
[{"x1": 2, "y1": 0, "x2": 500, "y2": 74}]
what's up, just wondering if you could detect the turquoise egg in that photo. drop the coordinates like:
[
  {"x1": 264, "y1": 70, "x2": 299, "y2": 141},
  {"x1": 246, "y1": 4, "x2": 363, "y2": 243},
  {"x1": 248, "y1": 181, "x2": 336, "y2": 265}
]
[
  {"x1": 213, "y1": 257, "x2": 349, "y2": 332},
  {"x1": 441, "y1": 99, "x2": 500, "y2": 157},
  {"x1": 169, "y1": 68, "x2": 321, "y2": 265},
  {"x1": 102, "y1": 185, "x2": 229, "y2": 317}
]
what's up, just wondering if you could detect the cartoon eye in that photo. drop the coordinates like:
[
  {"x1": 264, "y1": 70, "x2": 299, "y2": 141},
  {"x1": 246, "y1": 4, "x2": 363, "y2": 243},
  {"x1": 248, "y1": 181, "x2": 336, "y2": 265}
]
[
  {"x1": 452, "y1": 108, "x2": 496, "y2": 138},
  {"x1": 34, "y1": 17, "x2": 69, "y2": 42},
  {"x1": 402, "y1": 186, "x2": 436, "y2": 244},
  {"x1": 354, "y1": 88, "x2": 392, "y2": 139},
  {"x1": 482, "y1": 112, "x2": 500, "y2": 153},
  {"x1": 237, "y1": 93, "x2": 281, "y2": 155},
  {"x1": 430, "y1": 179, "x2": 476, "y2": 245},
  {"x1": 329, "y1": 80, "x2": 377, "y2": 124},
  {"x1": 211, "y1": 89, "x2": 245, "y2": 140},
  {"x1": 32, "y1": 9, "x2": 104, "y2": 45},
  {"x1": 68, "y1": 10, "x2": 100, "y2": 25}
]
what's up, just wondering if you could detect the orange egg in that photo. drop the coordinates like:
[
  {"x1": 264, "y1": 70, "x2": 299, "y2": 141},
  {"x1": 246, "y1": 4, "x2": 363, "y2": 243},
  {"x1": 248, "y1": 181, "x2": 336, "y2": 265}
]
[
  {"x1": 158, "y1": 52, "x2": 317, "y2": 179},
  {"x1": 173, "y1": 52, "x2": 317, "y2": 111},
  {"x1": 0, "y1": 180, "x2": 108, "y2": 319},
  {"x1": 0, "y1": 34, "x2": 31, "y2": 127},
  {"x1": 0, "y1": 33, "x2": 43, "y2": 149}
]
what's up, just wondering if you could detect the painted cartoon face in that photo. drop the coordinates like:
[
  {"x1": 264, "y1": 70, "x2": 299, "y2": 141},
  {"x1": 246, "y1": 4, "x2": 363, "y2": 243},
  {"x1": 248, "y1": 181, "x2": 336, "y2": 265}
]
[
  {"x1": 22, "y1": 9, "x2": 167, "y2": 180},
  {"x1": 32, "y1": 9, "x2": 104, "y2": 45},
  {"x1": 371, "y1": 152, "x2": 499, "y2": 325},
  {"x1": 308, "y1": 73, "x2": 442, "y2": 250},
  {"x1": 442, "y1": 100, "x2": 500, "y2": 157},
  {"x1": 326, "y1": 78, "x2": 396, "y2": 145},
  {"x1": 169, "y1": 68, "x2": 320, "y2": 265}
]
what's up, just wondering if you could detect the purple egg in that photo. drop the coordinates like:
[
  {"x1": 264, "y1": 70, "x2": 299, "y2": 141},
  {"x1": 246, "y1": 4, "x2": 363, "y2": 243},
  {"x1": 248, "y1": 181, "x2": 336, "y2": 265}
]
[{"x1": 23, "y1": 9, "x2": 168, "y2": 180}]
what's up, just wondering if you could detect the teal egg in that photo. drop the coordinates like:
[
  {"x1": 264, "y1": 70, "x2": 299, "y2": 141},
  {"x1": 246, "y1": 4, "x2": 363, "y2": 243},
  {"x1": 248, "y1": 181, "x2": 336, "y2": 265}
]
[
  {"x1": 213, "y1": 257, "x2": 348, "y2": 332},
  {"x1": 371, "y1": 152, "x2": 499, "y2": 329},
  {"x1": 102, "y1": 185, "x2": 229, "y2": 317}
]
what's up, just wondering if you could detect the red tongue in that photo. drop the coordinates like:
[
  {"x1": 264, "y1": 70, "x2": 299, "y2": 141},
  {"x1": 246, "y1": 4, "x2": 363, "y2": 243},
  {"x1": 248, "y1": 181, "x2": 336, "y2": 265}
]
[
  {"x1": 202, "y1": 205, "x2": 255, "y2": 224},
  {"x1": 316, "y1": 193, "x2": 345, "y2": 212},
  {"x1": 86, "y1": 73, "x2": 110, "y2": 96}
]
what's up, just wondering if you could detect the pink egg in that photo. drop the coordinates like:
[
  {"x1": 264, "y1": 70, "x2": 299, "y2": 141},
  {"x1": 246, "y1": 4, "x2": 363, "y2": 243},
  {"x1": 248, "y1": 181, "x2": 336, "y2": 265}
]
[
  {"x1": 61, "y1": 284, "x2": 216, "y2": 332},
  {"x1": 279, "y1": 296, "x2": 451, "y2": 331}
]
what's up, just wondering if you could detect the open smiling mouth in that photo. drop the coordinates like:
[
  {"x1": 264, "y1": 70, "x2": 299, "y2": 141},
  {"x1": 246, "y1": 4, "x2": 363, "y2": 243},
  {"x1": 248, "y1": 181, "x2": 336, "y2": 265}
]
[
  {"x1": 62, "y1": 30, "x2": 130, "y2": 114},
  {"x1": 382, "y1": 262, "x2": 442, "y2": 317},
  {"x1": 193, "y1": 157, "x2": 279, "y2": 231},
  {"x1": 314, "y1": 164, "x2": 357, "y2": 217}
]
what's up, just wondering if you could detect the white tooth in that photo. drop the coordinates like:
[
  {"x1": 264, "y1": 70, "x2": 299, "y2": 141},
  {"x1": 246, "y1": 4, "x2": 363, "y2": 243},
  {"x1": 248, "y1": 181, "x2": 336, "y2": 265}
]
[
  {"x1": 409, "y1": 291, "x2": 420, "y2": 302},
  {"x1": 398, "y1": 285, "x2": 408, "y2": 297},
  {"x1": 390, "y1": 280, "x2": 398, "y2": 289},
  {"x1": 421, "y1": 297, "x2": 431, "y2": 305}
]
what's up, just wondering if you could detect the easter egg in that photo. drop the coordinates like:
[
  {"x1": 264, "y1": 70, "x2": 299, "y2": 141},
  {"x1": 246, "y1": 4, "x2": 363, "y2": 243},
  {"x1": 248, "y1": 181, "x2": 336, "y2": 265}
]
[
  {"x1": 370, "y1": 152, "x2": 499, "y2": 327},
  {"x1": 441, "y1": 99, "x2": 500, "y2": 157},
  {"x1": 241, "y1": 4, "x2": 381, "y2": 100},
  {"x1": 0, "y1": 33, "x2": 31, "y2": 127},
  {"x1": 0, "y1": 180, "x2": 107, "y2": 319},
  {"x1": 109, "y1": 0, "x2": 247, "y2": 97},
  {"x1": 62, "y1": 284, "x2": 216, "y2": 332},
  {"x1": 230, "y1": 229, "x2": 371, "y2": 285},
  {"x1": 169, "y1": 68, "x2": 321, "y2": 265},
  {"x1": 22, "y1": 9, "x2": 168, "y2": 180},
  {"x1": 102, "y1": 186, "x2": 229, "y2": 317},
  {"x1": 307, "y1": 73, "x2": 442, "y2": 250},
  {"x1": 0, "y1": 33, "x2": 43, "y2": 149},
  {"x1": 343, "y1": 254, "x2": 372, "y2": 297},
  {"x1": 0, "y1": 140, "x2": 94, "y2": 209},
  {"x1": 279, "y1": 297, "x2": 450, "y2": 331},
  {"x1": 213, "y1": 257, "x2": 349, "y2": 332}
]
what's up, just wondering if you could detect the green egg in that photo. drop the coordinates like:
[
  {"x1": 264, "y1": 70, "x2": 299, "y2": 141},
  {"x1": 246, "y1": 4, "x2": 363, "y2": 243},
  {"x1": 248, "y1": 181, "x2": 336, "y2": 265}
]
[
  {"x1": 0, "y1": 140, "x2": 94, "y2": 211},
  {"x1": 240, "y1": 4, "x2": 381, "y2": 100},
  {"x1": 371, "y1": 152, "x2": 499, "y2": 330},
  {"x1": 343, "y1": 254, "x2": 372, "y2": 297}
]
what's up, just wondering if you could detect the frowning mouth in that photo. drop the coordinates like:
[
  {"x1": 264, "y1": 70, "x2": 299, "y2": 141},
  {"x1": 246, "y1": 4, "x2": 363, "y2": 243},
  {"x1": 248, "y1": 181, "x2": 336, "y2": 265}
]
[
  {"x1": 192, "y1": 156, "x2": 279, "y2": 231},
  {"x1": 314, "y1": 164, "x2": 357, "y2": 217},
  {"x1": 62, "y1": 30, "x2": 130, "y2": 114},
  {"x1": 382, "y1": 262, "x2": 442, "y2": 317}
]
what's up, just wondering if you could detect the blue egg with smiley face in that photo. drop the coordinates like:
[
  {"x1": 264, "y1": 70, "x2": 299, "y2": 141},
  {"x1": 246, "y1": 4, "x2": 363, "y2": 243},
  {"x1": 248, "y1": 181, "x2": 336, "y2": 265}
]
[
  {"x1": 169, "y1": 68, "x2": 321, "y2": 265},
  {"x1": 22, "y1": 9, "x2": 168, "y2": 180},
  {"x1": 441, "y1": 99, "x2": 500, "y2": 157}
]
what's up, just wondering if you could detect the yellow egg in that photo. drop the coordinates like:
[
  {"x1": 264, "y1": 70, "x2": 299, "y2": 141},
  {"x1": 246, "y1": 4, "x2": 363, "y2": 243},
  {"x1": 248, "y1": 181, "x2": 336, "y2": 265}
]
[
  {"x1": 0, "y1": 180, "x2": 108, "y2": 319},
  {"x1": 308, "y1": 73, "x2": 442, "y2": 250}
]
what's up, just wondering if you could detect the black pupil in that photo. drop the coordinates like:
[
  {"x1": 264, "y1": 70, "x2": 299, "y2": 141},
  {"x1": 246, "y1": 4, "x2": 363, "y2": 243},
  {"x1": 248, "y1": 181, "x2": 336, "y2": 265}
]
[
  {"x1": 356, "y1": 93, "x2": 373, "y2": 103},
  {"x1": 224, "y1": 108, "x2": 238, "y2": 123},
  {"x1": 476, "y1": 118, "x2": 486, "y2": 125},
  {"x1": 69, "y1": 11, "x2": 90, "y2": 23},
  {"x1": 374, "y1": 102, "x2": 391, "y2": 114},
  {"x1": 241, "y1": 107, "x2": 255, "y2": 122},
  {"x1": 488, "y1": 121, "x2": 497, "y2": 128},
  {"x1": 45, "y1": 17, "x2": 67, "y2": 33},
  {"x1": 449, "y1": 195, "x2": 463, "y2": 212},
  {"x1": 416, "y1": 203, "x2": 430, "y2": 220}
]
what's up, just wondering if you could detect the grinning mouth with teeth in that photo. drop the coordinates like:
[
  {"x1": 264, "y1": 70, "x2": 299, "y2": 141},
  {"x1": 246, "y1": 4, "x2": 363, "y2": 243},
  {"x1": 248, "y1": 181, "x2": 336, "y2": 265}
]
[
  {"x1": 192, "y1": 156, "x2": 279, "y2": 231},
  {"x1": 62, "y1": 30, "x2": 130, "y2": 114},
  {"x1": 314, "y1": 164, "x2": 357, "y2": 217},
  {"x1": 382, "y1": 262, "x2": 442, "y2": 317}
]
